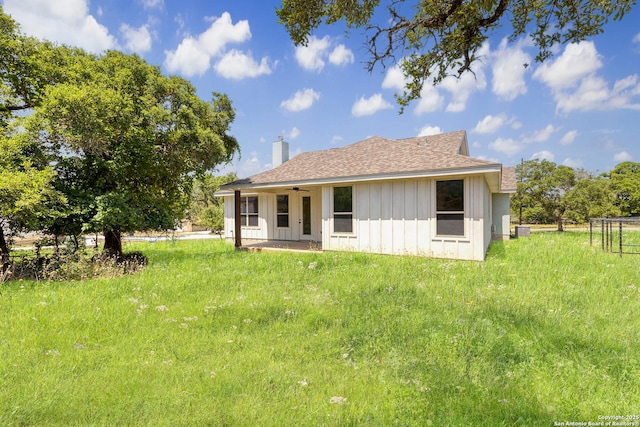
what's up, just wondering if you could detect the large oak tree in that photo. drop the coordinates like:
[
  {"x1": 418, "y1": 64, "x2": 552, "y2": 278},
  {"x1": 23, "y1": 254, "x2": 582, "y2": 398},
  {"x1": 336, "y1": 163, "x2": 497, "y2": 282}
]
[
  {"x1": 277, "y1": 0, "x2": 634, "y2": 109},
  {"x1": 2, "y1": 6, "x2": 239, "y2": 262},
  {"x1": 22, "y1": 51, "x2": 240, "y2": 257}
]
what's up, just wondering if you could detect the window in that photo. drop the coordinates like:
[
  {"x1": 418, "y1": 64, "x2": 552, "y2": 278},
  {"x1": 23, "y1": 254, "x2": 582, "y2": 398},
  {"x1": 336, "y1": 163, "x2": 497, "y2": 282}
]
[
  {"x1": 276, "y1": 195, "x2": 289, "y2": 228},
  {"x1": 241, "y1": 196, "x2": 259, "y2": 227},
  {"x1": 436, "y1": 180, "x2": 464, "y2": 236},
  {"x1": 333, "y1": 186, "x2": 353, "y2": 233}
]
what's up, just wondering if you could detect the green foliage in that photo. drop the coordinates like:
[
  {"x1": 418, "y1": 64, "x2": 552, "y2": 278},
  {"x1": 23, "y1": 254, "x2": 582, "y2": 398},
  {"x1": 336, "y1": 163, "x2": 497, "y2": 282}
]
[
  {"x1": 0, "y1": 128, "x2": 67, "y2": 262},
  {"x1": 0, "y1": 7, "x2": 83, "y2": 120},
  {"x1": 277, "y1": 0, "x2": 635, "y2": 109},
  {"x1": 564, "y1": 176, "x2": 620, "y2": 223},
  {"x1": 1, "y1": 235, "x2": 639, "y2": 425},
  {"x1": 1, "y1": 8, "x2": 240, "y2": 258},
  {"x1": 197, "y1": 204, "x2": 225, "y2": 233},
  {"x1": 511, "y1": 159, "x2": 575, "y2": 227},
  {"x1": 21, "y1": 50, "x2": 239, "y2": 255},
  {"x1": 606, "y1": 162, "x2": 640, "y2": 216},
  {"x1": 189, "y1": 172, "x2": 237, "y2": 232}
]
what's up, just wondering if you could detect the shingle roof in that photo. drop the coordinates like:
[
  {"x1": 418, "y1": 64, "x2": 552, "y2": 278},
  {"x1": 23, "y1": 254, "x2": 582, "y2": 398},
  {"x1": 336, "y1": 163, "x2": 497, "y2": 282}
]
[
  {"x1": 501, "y1": 167, "x2": 517, "y2": 192},
  {"x1": 225, "y1": 130, "x2": 502, "y2": 189}
]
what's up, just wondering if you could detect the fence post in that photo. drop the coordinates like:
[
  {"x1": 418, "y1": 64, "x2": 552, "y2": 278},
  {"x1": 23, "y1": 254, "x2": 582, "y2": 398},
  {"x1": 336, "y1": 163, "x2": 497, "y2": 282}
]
[{"x1": 619, "y1": 220, "x2": 623, "y2": 257}]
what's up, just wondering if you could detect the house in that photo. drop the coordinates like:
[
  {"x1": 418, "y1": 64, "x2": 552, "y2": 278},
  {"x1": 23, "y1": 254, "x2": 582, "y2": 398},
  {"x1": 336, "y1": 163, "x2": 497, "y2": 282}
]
[{"x1": 216, "y1": 131, "x2": 517, "y2": 261}]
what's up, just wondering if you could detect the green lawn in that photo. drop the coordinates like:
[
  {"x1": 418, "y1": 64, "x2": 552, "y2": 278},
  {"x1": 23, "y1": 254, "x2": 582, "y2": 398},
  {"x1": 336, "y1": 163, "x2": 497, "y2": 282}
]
[{"x1": 1, "y1": 233, "x2": 639, "y2": 426}]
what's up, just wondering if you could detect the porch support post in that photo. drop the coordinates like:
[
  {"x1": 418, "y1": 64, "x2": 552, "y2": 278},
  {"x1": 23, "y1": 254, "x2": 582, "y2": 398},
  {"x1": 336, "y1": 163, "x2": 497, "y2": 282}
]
[{"x1": 234, "y1": 190, "x2": 242, "y2": 249}]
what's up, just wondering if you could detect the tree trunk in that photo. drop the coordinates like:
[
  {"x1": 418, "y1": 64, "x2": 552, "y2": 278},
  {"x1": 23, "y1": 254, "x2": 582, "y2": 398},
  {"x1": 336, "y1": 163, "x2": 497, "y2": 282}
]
[
  {"x1": 103, "y1": 230, "x2": 123, "y2": 259},
  {"x1": 557, "y1": 216, "x2": 564, "y2": 232},
  {"x1": 0, "y1": 226, "x2": 10, "y2": 269}
]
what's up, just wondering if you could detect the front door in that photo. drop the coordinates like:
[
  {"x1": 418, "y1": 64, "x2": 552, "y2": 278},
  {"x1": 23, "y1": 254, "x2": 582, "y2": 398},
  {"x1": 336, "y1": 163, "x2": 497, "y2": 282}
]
[{"x1": 300, "y1": 195, "x2": 312, "y2": 240}]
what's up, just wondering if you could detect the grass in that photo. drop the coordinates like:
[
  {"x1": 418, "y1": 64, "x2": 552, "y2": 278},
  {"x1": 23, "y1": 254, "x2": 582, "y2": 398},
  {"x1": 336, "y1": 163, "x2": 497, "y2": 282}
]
[{"x1": 1, "y1": 232, "x2": 639, "y2": 426}]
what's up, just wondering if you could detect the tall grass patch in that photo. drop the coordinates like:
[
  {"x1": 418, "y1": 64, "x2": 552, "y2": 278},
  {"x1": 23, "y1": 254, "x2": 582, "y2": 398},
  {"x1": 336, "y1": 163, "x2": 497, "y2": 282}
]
[{"x1": 1, "y1": 233, "x2": 639, "y2": 426}]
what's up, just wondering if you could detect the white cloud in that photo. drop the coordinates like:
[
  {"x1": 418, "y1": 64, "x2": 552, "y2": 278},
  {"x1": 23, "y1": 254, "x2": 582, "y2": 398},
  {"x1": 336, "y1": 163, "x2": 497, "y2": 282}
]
[
  {"x1": 418, "y1": 125, "x2": 442, "y2": 137},
  {"x1": 214, "y1": 50, "x2": 273, "y2": 80},
  {"x1": 533, "y1": 41, "x2": 602, "y2": 90},
  {"x1": 491, "y1": 38, "x2": 531, "y2": 100},
  {"x1": 164, "y1": 12, "x2": 252, "y2": 77},
  {"x1": 295, "y1": 35, "x2": 331, "y2": 72},
  {"x1": 330, "y1": 135, "x2": 343, "y2": 145},
  {"x1": 164, "y1": 38, "x2": 210, "y2": 76},
  {"x1": 328, "y1": 44, "x2": 354, "y2": 66},
  {"x1": 295, "y1": 36, "x2": 354, "y2": 72},
  {"x1": 280, "y1": 89, "x2": 321, "y2": 112},
  {"x1": 3, "y1": 0, "x2": 118, "y2": 53},
  {"x1": 288, "y1": 127, "x2": 301, "y2": 140},
  {"x1": 523, "y1": 124, "x2": 557, "y2": 143},
  {"x1": 239, "y1": 151, "x2": 268, "y2": 176},
  {"x1": 120, "y1": 24, "x2": 152, "y2": 54},
  {"x1": 634, "y1": 33, "x2": 640, "y2": 44},
  {"x1": 614, "y1": 151, "x2": 633, "y2": 162},
  {"x1": 563, "y1": 158, "x2": 583, "y2": 168},
  {"x1": 554, "y1": 74, "x2": 640, "y2": 113},
  {"x1": 440, "y1": 48, "x2": 488, "y2": 112},
  {"x1": 140, "y1": 0, "x2": 163, "y2": 8},
  {"x1": 414, "y1": 85, "x2": 445, "y2": 115},
  {"x1": 473, "y1": 114, "x2": 507, "y2": 134},
  {"x1": 560, "y1": 130, "x2": 578, "y2": 145},
  {"x1": 351, "y1": 93, "x2": 393, "y2": 117},
  {"x1": 381, "y1": 61, "x2": 444, "y2": 115},
  {"x1": 532, "y1": 150, "x2": 555, "y2": 162},
  {"x1": 489, "y1": 137, "x2": 522, "y2": 156},
  {"x1": 382, "y1": 65, "x2": 406, "y2": 91},
  {"x1": 476, "y1": 154, "x2": 500, "y2": 163},
  {"x1": 534, "y1": 41, "x2": 640, "y2": 113}
]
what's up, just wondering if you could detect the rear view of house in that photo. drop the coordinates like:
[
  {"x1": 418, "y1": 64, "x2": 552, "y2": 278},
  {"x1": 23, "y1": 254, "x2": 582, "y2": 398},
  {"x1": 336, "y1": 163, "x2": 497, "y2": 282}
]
[{"x1": 216, "y1": 131, "x2": 516, "y2": 261}]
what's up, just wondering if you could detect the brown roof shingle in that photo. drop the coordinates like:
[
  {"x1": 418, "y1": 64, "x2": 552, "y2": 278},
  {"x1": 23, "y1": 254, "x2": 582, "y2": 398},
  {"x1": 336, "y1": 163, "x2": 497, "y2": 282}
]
[
  {"x1": 228, "y1": 131, "x2": 501, "y2": 188},
  {"x1": 501, "y1": 167, "x2": 517, "y2": 192}
]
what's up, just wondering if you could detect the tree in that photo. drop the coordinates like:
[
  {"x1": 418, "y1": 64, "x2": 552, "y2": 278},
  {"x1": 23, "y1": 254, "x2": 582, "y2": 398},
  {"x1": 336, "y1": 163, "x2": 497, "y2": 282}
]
[
  {"x1": 607, "y1": 162, "x2": 640, "y2": 217},
  {"x1": 563, "y1": 174, "x2": 620, "y2": 223},
  {"x1": 511, "y1": 159, "x2": 575, "y2": 230},
  {"x1": 0, "y1": 133, "x2": 64, "y2": 266},
  {"x1": 0, "y1": 9, "x2": 71, "y2": 265},
  {"x1": 189, "y1": 172, "x2": 238, "y2": 233},
  {"x1": 277, "y1": 0, "x2": 634, "y2": 109},
  {"x1": 24, "y1": 50, "x2": 239, "y2": 258}
]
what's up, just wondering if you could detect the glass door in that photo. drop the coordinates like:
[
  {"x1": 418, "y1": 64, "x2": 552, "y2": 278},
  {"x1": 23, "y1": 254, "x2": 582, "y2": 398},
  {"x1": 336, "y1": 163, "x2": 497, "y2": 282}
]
[{"x1": 301, "y1": 196, "x2": 311, "y2": 238}]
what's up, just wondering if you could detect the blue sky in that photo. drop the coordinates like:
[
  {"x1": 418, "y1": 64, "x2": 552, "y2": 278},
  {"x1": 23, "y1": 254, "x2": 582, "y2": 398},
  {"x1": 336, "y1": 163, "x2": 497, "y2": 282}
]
[{"x1": 3, "y1": 0, "x2": 640, "y2": 177}]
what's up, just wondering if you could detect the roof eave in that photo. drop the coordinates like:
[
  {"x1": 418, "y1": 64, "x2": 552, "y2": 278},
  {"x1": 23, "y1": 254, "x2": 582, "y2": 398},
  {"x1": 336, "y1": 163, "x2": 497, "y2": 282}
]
[{"x1": 216, "y1": 164, "x2": 503, "y2": 194}]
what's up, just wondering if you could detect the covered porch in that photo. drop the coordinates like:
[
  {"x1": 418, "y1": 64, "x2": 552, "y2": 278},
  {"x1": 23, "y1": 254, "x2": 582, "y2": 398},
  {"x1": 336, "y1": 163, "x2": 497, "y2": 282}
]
[
  {"x1": 238, "y1": 239, "x2": 322, "y2": 253},
  {"x1": 224, "y1": 185, "x2": 324, "y2": 250}
]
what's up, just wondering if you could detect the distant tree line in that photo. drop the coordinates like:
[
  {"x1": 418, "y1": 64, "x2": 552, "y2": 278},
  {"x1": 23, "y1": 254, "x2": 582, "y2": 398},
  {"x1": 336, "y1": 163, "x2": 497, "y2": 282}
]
[
  {"x1": 511, "y1": 159, "x2": 640, "y2": 230},
  {"x1": 0, "y1": 6, "x2": 239, "y2": 266}
]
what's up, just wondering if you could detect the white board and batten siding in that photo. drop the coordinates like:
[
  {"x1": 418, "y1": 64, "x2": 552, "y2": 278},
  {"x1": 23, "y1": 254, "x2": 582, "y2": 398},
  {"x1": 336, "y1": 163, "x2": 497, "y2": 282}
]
[
  {"x1": 491, "y1": 193, "x2": 511, "y2": 240},
  {"x1": 322, "y1": 175, "x2": 491, "y2": 261},
  {"x1": 223, "y1": 194, "x2": 266, "y2": 241},
  {"x1": 223, "y1": 189, "x2": 322, "y2": 242}
]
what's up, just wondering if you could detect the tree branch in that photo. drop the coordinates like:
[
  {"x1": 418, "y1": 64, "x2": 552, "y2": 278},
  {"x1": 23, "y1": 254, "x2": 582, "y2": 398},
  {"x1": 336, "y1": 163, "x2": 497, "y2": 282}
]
[{"x1": 0, "y1": 103, "x2": 34, "y2": 113}]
